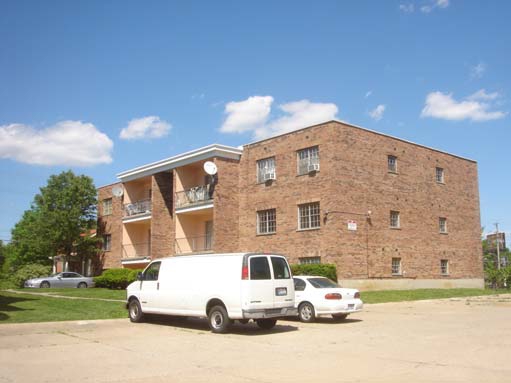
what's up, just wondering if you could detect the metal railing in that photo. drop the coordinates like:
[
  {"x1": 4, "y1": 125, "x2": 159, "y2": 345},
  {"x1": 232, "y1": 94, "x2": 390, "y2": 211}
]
[
  {"x1": 175, "y1": 235, "x2": 214, "y2": 254},
  {"x1": 122, "y1": 242, "x2": 151, "y2": 258},
  {"x1": 124, "y1": 199, "x2": 151, "y2": 217},
  {"x1": 175, "y1": 185, "x2": 212, "y2": 209}
]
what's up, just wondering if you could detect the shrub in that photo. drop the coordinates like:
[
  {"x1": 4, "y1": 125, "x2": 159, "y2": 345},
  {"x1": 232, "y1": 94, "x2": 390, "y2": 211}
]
[
  {"x1": 94, "y1": 268, "x2": 142, "y2": 289},
  {"x1": 290, "y1": 263, "x2": 337, "y2": 281},
  {"x1": 12, "y1": 264, "x2": 52, "y2": 288}
]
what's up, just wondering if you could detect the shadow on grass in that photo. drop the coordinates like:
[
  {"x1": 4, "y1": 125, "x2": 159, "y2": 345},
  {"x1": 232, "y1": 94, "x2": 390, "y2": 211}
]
[
  {"x1": 141, "y1": 314, "x2": 299, "y2": 336},
  {"x1": 0, "y1": 294, "x2": 36, "y2": 322}
]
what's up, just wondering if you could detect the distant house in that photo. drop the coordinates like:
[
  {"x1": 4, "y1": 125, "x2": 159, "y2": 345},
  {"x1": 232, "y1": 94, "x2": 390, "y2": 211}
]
[{"x1": 97, "y1": 120, "x2": 483, "y2": 290}]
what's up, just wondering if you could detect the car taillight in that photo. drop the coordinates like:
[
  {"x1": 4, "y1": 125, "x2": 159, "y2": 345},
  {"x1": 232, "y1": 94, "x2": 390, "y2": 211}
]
[
  {"x1": 354, "y1": 292, "x2": 360, "y2": 299},
  {"x1": 241, "y1": 266, "x2": 249, "y2": 280},
  {"x1": 325, "y1": 293, "x2": 342, "y2": 300}
]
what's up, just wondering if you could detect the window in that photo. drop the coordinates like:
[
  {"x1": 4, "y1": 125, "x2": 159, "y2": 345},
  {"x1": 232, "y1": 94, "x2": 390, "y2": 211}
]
[
  {"x1": 294, "y1": 278, "x2": 306, "y2": 291},
  {"x1": 297, "y1": 146, "x2": 320, "y2": 175},
  {"x1": 102, "y1": 234, "x2": 111, "y2": 251},
  {"x1": 250, "y1": 256, "x2": 271, "y2": 280},
  {"x1": 440, "y1": 259, "x2": 449, "y2": 275},
  {"x1": 392, "y1": 258, "x2": 402, "y2": 275},
  {"x1": 436, "y1": 167, "x2": 444, "y2": 183},
  {"x1": 299, "y1": 256, "x2": 321, "y2": 264},
  {"x1": 439, "y1": 217, "x2": 447, "y2": 233},
  {"x1": 144, "y1": 262, "x2": 161, "y2": 281},
  {"x1": 257, "y1": 157, "x2": 276, "y2": 183},
  {"x1": 271, "y1": 257, "x2": 291, "y2": 279},
  {"x1": 102, "y1": 198, "x2": 113, "y2": 216},
  {"x1": 388, "y1": 155, "x2": 397, "y2": 173},
  {"x1": 390, "y1": 211, "x2": 400, "y2": 228},
  {"x1": 298, "y1": 202, "x2": 321, "y2": 230},
  {"x1": 257, "y1": 209, "x2": 276, "y2": 234}
]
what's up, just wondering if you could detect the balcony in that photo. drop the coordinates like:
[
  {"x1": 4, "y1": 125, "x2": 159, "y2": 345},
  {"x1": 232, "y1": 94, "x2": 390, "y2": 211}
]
[
  {"x1": 123, "y1": 199, "x2": 151, "y2": 221},
  {"x1": 175, "y1": 235, "x2": 213, "y2": 254},
  {"x1": 122, "y1": 242, "x2": 151, "y2": 258},
  {"x1": 175, "y1": 185, "x2": 213, "y2": 210}
]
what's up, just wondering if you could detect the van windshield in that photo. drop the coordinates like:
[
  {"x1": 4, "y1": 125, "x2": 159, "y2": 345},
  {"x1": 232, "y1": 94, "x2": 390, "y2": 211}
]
[{"x1": 271, "y1": 257, "x2": 291, "y2": 279}]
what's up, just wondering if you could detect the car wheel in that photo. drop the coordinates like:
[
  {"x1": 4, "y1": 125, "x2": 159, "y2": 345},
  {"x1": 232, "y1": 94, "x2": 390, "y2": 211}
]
[
  {"x1": 128, "y1": 299, "x2": 144, "y2": 323},
  {"x1": 332, "y1": 313, "x2": 348, "y2": 321},
  {"x1": 208, "y1": 305, "x2": 232, "y2": 334},
  {"x1": 256, "y1": 319, "x2": 277, "y2": 330},
  {"x1": 77, "y1": 282, "x2": 87, "y2": 288},
  {"x1": 40, "y1": 281, "x2": 50, "y2": 288},
  {"x1": 298, "y1": 302, "x2": 315, "y2": 323}
]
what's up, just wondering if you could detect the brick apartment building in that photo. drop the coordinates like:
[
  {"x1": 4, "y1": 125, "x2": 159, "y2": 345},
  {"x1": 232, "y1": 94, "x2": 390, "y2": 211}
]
[{"x1": 97, "y1": 120, "x2": 483, "y2": 290}]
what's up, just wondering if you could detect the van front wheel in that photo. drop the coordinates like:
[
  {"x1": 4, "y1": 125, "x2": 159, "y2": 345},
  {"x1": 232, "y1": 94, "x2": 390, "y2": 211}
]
[
  {"x1": 256, "y1": 319, "x2": 277, "y2": 330},
  {"x1": 128, "y1": 299, "x2": 144, "y2": 323},
  {"x1": 208, "y1": 305, "x2": 231, "y2": 333}
]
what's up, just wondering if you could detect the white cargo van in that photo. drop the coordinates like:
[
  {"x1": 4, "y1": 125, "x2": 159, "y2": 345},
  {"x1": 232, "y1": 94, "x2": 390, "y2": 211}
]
[{"x1": 126, "y1": 252, "x2": 297, "y2": 333}]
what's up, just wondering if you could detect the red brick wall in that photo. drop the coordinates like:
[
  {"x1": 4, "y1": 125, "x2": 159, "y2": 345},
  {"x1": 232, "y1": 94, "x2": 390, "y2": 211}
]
[
  {"x1": 238, "y1": 121, "x2": 483, "y2": 281},
  {"x1": 97, "y1": 183, "x2": 123, "y2": 270},
  {"x1": 150, "y1": 171, "x2": 175, "y2": 258}
]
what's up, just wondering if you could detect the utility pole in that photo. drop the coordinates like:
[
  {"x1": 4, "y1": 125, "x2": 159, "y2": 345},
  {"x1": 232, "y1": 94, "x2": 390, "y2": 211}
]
[{"x1": 495, "y1": 223, "x2": 501, "y2": 270}]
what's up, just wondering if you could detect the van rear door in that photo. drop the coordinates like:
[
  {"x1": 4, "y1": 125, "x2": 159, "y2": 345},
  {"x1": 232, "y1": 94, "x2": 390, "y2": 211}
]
[
  {"x1": 270, "y1": 256, "x2": 294, "y2": 308},
  {"x1": 245, "y1": 255, "x2": 274, "y2": 310}
]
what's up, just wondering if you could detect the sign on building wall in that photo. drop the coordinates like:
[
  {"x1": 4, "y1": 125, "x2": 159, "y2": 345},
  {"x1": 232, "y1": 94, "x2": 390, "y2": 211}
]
[{"x1": 347, "y1": 220, "x2": 357, "y2": 231}]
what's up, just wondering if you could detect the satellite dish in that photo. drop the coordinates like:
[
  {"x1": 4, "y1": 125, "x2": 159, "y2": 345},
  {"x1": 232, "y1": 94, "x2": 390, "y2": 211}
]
[
  {"x1": 112, "y1": 185, "x2": 124, "y2": 197},
  {"x1": 203, "y1": 161, "x2": 218, "y2": 175}
]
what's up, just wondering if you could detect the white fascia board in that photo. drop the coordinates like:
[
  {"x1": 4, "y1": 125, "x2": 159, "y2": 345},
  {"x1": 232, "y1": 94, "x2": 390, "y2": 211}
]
[
  {"x1": 175, "y1": 203, "x2": 214, "y2": 214},
  {"x1": 117, "y1": 144, "x2": 243, "y2": 182}
]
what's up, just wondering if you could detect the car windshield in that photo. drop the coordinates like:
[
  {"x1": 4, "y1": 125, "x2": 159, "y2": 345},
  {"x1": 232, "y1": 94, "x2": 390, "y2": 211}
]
[{"x1": 307, "y1": 277, "x2": 339, "y2": 288}]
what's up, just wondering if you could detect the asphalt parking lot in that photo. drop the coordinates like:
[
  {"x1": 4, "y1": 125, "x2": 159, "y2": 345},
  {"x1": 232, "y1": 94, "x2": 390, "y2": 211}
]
[{"x1": 1, "y1": 295, "x2": 510, "y2": 383}]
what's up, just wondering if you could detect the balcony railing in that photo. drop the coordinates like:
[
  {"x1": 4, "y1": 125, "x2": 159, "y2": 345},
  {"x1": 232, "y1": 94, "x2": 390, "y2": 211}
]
[
  {"x1": 122, "y1": 242, "x2": 151, "y2": 258},
  {"x1": 124, "y1": 199, "x2": 151, "y2": 218},
  {"x1": 175, "y1": 185, "x2": 212, "y2": 209},
  {"x1": 175, "y1": 235, "x2": 213, "y2": 254}
]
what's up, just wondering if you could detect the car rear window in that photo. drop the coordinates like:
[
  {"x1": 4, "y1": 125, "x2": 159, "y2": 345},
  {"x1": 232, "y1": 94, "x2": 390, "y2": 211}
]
[
  {"x1": 308, "y1": 278, "x2": 338, "y2": 288},
  {"x1": 271, "y1": 257, "x2": 291, "y2": 279},
  {"x1": 250, "y1": 257, "x2": 271, "y2": 280}
]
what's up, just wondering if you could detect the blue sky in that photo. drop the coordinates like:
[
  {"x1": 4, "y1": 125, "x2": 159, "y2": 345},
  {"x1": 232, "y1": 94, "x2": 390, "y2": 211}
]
[{"x1": 0, "y1": 0, "x2": 510, "y2": 242}]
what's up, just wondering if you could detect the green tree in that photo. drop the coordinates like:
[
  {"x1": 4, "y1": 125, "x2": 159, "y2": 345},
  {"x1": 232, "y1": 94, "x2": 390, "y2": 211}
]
[{"x1": 9, "y1": 171, "x2": 100, "y2": 269}]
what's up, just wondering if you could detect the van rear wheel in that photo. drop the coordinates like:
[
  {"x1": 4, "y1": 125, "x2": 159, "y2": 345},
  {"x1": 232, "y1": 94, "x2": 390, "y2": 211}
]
[
  {"x1": 256, "y1": 319, "x2": 277, "y2": 330},
  {"x1": 208, "y1": 305, "x2": 231, "y2": 333},
  {"x1": 128, "y1": 299, "x2": 144, "y2": 323}
]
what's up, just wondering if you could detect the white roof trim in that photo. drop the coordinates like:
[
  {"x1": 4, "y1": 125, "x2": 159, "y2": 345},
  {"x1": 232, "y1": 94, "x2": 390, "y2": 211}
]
[
  {"x1": 122, "y1": 213, "x2": 152, "y2": 224},
  {"x1": 175, "y1": 203, "x2": 214, "y2": 214},
  {"x1": 117, "y1": 144, "x2": 243, "y2": 182}
]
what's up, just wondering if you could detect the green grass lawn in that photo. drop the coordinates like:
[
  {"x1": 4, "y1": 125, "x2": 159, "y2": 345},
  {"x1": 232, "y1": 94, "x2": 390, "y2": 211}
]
[
  {"x1": 362, "y1": 288, "x2": 509, "y2": 304},
  {"x1": 0, "y1": 291, "x2": 127, "y2": 323},
  {"x1": 13, "y1": 287, "x2": 126, "y2": 300}
]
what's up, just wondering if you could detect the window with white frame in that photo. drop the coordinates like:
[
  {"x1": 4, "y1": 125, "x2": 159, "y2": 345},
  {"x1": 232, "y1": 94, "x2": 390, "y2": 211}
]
[
  {"x1": 440, "y1": 259, "x2": 449, "y2": 275},
  {"x1": 103, "y1": 234, "x2": 111, "y2": 251},
  {"x1": 297, "y1": 146, "x2": 320, "y2": 175},
  {"x1": 436, "y1": 167, "x2": 444, "y2": 183},
  {"x1": 392, "y1": 257, "x2": 401, "y2": 275},
  {"x1": 299, "y1": 256, "x2": 321, "y2": 264},
  {"x1": 439, "y1": 217, "x2": 447, "y2": 233},
  {"x1": 298, "y1": 202, "x2": 321, "y2": 230},
  {"x1": 257, "y1": 209, "x2": 276, "y2": 234},
  {"x1": 102, "y1": 198, "x2": 113, "y2": 216},
  {"x1": 390, "y1": 211, "x2": 400, "y2": 228},
  {"x1": 388, "y1": 155, "x2": 397, "y2": 173},
  {"x1": 257, "y1": 157, "x2": 276, "y2": 183}
]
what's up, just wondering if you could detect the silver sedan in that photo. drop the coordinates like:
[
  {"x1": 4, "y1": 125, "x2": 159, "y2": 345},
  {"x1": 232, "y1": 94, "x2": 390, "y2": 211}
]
[{"x1": 24, "y1": 272, "x2": 95, "y2": 288}]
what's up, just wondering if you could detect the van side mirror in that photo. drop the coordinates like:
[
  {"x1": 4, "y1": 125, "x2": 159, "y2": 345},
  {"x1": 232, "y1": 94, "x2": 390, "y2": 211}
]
[{"x1": 137, "y1": 272, "x2": 143, "y2": 281}]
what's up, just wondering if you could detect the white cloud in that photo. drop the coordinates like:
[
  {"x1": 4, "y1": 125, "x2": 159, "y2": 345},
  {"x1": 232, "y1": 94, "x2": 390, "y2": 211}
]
[
  {"x1": 421, "y1": 90, "x2": 506, "y2": 121},
  {"x1": 120, "y1": 116, "x2": 171, "y2": 140},
  {"x1": 0, "y1": 121, "x2": 113, "y2": 166},
  {"x1": 399, "y1": 3, "x2": 415, "y2": 13},
  {"x1": 369, "y1": 105, "x2": 386, "y2": 121},
  {"x1": 220, "y1": 96, "x2": 338, "y2": 140},
  {"x1": 220, "y1": 96, "x2": 273, "y2": 134},
  {"x1": 470, "y1": 62, "x2": 486, "y2": 79},
  {"x1": 365, "y1": 90, "x2": 373, "y2": 98},
  {"x1": 421, "y1": 0, "x2": 449, "y2": 13}
]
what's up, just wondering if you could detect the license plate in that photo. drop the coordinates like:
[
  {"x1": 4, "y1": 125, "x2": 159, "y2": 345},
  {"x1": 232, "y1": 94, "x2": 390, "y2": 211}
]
[
  {"x1": 348, "y1": 304, "x2": 355, "y2": 309},
  {"x1": 275, "y1": 287, "x2": 287, "y2": 296}
]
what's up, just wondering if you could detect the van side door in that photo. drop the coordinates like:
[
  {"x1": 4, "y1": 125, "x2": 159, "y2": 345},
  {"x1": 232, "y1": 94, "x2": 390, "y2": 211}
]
[
  {"x1": 270, "y1": 256, "x2": 294, "y2": 308},
  {"x1": 247, "y1": 255, "x2": 275, "y2": 309},
  {"x1": 139, "y1": 261, "x2": 161, "y2": 311}
]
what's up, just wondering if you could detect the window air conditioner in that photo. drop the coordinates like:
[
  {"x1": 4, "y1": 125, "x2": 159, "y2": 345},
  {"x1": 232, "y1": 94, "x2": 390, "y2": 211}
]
[
  {"x1": 263, "y1": 172, "x2": 276, "y2": 181},
  {"x1": 308, "y1": 163, "x2": 320, "y2": 172}
]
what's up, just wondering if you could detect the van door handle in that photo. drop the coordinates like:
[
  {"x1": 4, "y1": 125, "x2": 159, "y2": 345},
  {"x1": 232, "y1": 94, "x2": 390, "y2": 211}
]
[{"x1": 157, "y1": 282, "x2": 160, "y2": 290}]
